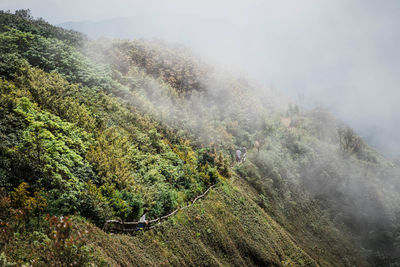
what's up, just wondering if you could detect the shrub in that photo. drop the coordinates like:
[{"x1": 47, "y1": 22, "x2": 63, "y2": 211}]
[
  {"x1": 9, "y1": 182, "x2": 46, "y2": 228},
  {"x1": 215, "y1": 152, "x2": 232, "y2": 178},
  {"x1": 43, "y1": 215, "x2": 93, "y2": 266},
  {"x1": 97, "y1": 183, "x2": 143, "y2": 222},
  {"x1": 338, "y1": 126, "x2": 364, "y2": 156},
  {"x1": 78, "y1": 181, "x2": 113, "y2": 226},
  {"x1": 118, "y1": 190, "x2": 143, "y2": 221},
  {"x1": 207, "y1": 166, "x2": 219, "y2": 185},
  {"x1": 0, "y1": 252, "x2": 15, "y2": 267},
  {"x1": 197, "y1": 148, "x2": 215, "y2": 167},
  {"x1": 150, "y1": 190, "x2": 178, "y2": 217}
]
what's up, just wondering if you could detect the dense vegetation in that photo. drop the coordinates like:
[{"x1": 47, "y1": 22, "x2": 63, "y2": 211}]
[{"x1": 0, "y1": 10, "x2": 399, "y2": 266}]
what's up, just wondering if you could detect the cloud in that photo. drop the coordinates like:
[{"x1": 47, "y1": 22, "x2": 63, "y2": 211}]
[{"x1": 2, "y1": 0, "x2": 400, "y2": 157}]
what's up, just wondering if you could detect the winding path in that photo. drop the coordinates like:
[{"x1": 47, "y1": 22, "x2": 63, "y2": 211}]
[{"x1": 103, "y1": 184, "x2": 217, "y2": 233}]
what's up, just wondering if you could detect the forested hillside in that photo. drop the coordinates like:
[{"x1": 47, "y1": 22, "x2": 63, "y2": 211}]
[{"x1": 0, "y1": 10, "x2": 399, "y2": 266}]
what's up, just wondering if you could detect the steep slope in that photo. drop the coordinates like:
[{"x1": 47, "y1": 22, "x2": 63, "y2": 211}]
[
  {"x1": 75, "y1": 178, "x2": 363, "y2": 266},
  {"x1": 0, "y1": 10, "x2": 399, "y2": 266}
]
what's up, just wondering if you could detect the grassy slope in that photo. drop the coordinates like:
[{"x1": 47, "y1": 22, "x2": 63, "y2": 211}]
[
  {"x1": 80, "y1": 187, "x2": 306, "y2": 266},
  {"x1": 78, "y1": 177, "x2": 363, "y2": 266}
]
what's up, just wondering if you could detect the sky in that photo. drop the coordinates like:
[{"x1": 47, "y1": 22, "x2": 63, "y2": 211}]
[{"x1": 2, "y1": 0, "x2": 400, "y2": 158}]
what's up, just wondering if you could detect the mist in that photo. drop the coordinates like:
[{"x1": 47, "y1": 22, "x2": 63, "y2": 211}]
[
  {"x1": 1, "y1": 2, "x2": 400, "y2": 264},
  {"x1": 2, "y1": 0, "x2": 400, "y2": 158}
]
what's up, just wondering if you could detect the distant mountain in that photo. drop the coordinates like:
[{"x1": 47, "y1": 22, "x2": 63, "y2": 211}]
[{"x1": 58, "y1": 15, "x2": 237, "y2": 45}]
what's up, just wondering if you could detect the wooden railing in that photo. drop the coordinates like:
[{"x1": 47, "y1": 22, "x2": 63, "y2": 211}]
[{"x1": 103, "y1": 184, "x2": 216, "y2": 233}]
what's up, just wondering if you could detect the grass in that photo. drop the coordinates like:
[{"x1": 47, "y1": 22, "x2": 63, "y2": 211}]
[{"x1": 71, "y1": 177, "x2": 364, "y2": 266}]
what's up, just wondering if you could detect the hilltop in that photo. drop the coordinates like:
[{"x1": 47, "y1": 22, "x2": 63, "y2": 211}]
[{"x1": 0, "y1": 10, "x2": 399, "y2": 266}]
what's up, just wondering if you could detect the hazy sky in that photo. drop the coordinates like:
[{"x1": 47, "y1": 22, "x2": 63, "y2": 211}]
[{"x1": 2, "y1": 0, "x2": 400, "y2": 157}]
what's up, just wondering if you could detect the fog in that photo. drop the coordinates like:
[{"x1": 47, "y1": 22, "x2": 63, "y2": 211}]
[{"x1": 2, "y1": 0, "x2": 400, "y2": 158}]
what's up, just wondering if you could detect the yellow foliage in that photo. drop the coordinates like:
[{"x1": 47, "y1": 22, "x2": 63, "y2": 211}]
[
  {"x1": 10, "y1": 182, "x2": 47, "y2": 220},
  {"x1": 86, "y1": 126, "x2": 136, "y2": 189}
]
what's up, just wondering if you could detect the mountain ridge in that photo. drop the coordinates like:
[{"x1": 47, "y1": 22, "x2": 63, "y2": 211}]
[{"x1": 0, "y1": 10, "x2": 399, "y2": 266}]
